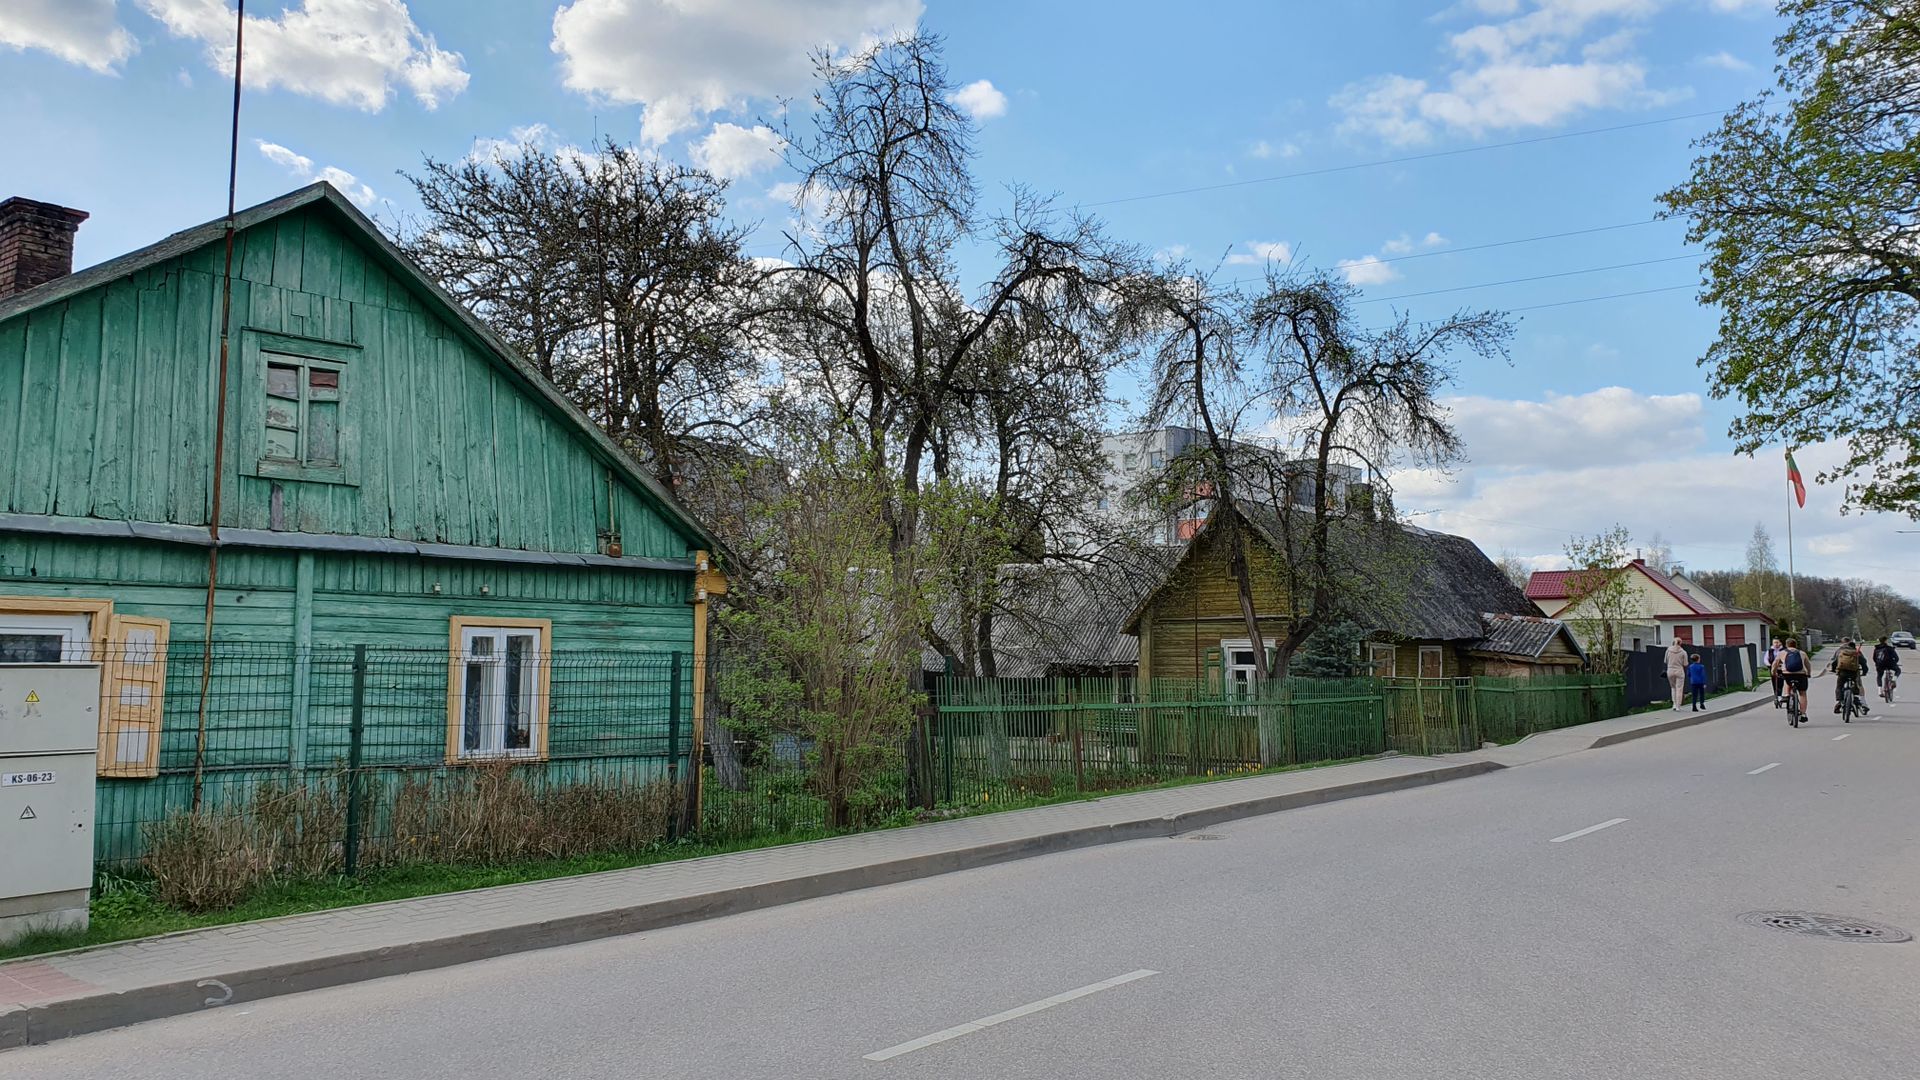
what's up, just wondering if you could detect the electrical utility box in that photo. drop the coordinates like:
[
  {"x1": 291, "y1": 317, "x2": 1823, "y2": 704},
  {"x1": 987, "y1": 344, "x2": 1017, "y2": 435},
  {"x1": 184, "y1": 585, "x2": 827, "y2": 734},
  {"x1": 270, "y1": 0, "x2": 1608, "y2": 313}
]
[{"x1": 0, "y1": 663, "x2": 101, "y2": 944}]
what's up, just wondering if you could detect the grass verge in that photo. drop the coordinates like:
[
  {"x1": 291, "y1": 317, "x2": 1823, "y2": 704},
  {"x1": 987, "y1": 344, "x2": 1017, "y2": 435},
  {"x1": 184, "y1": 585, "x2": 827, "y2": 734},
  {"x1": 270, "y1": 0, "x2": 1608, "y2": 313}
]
[{"x1": 1, "y1": 755, "x2": 1366, "y2": 963}]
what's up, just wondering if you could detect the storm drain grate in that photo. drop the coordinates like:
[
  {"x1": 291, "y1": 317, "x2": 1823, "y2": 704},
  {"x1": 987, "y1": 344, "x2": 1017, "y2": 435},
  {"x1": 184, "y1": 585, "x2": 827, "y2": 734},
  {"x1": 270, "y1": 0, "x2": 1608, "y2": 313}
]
[{"x1": 1737, "y1": 911, "x2": 1912, "y2": 943}]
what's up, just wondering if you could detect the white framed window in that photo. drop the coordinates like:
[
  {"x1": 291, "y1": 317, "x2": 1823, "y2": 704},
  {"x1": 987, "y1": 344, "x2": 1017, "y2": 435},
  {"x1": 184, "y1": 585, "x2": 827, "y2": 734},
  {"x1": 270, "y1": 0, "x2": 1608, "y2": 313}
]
[
  {"x1": 1220, "y1": 639, "x2": 1269, "y2": 698},
  {"x1": 0, "y1": 611, "x2": 91, "y2": 663},
  {"x1": 1418, "y1": 645, "x2": 1444, "y2": 680},
  {"x1": 1122, "y1": 452, "x2": 1138, "y2": 469},
  {"x1": 1368, "y1": 643, "x2": 1397, "y2": 678},
  {"x1": 1148, "y1": 451, "x2": 1165, "y2": 469},
  {"x1": 448, "y1": 619, "x2": 550, "y2": 761}
]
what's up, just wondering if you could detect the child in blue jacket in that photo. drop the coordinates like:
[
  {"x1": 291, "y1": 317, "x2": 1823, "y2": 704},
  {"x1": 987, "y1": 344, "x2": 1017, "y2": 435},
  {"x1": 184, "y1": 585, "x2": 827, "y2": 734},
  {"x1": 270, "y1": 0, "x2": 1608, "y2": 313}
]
[{"x1": 1687, "y1": 655, "x2": 1708, "y2": 711}]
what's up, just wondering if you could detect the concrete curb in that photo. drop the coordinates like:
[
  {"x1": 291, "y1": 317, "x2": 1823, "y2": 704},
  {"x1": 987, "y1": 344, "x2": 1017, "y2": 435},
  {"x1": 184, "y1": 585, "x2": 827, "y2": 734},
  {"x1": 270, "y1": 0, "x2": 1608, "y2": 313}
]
[
  {"x1": 1589, "y1": 693, "x2": 1774, "y2": 748},
  {"x1": 0, "y1": 759, "x2": 1498, "y2": 1050}
]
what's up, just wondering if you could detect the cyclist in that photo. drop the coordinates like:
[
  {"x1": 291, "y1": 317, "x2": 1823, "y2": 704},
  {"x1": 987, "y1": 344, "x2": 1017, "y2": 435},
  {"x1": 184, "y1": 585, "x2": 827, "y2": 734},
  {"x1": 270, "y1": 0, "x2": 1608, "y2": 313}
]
[
  {"x1": 1873, "y1": 635, "x2": 1901, "y2": 695},
  {"x1": 1774, "y1": 637, "x2": 1811, "y2": 718},
  {"x1": 1764, "y1": 636, "x2": 1786, "y2": 705},
  {"x1": 1828, "y1": 637, "x2": 1870, "y2": 716}
]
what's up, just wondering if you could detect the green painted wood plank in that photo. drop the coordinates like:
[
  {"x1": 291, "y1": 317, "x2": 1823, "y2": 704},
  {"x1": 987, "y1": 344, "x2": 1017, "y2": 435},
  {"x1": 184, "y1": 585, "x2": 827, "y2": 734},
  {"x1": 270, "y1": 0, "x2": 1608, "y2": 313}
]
[
  {"x1": 336, "y1": 240, "x2": 366, "y2": 304},
  {"x1": 167, "y1": 270, "x2": 214, "y2": 524},
  {"x1": 12, "y1": 306, "x2": 66, "y2": 514},
  {"x1": 414, "y1": 329, "x2": 450, "y2": 541},
  {"x1": 51, "y1": 290, "x2": 104, "y2": 517},
  {"x1": 239, "y1": 223, "x2": 277, "y2": 284},
  {"x1": 437, "y1": 336, "x2": 472, "y2": 544},
  {"x1": 0, "y1": 316, "x2": 26, "y2": 512},
  {"x1": 466, "y1": 357, "x2": 499, "y2": 546},
  {"x1": 271, "y1": 216, "x2": 304, "y2": 292},
  {"x1": 387, "y1": 310, "x2": 421, "y2": 539},
  {"x1": 88, "y1": 279, "x2": 139, "y2": 518},
  {"x1": 128, "y1": 275, "x2": 178, "y2": 522},
  {"x1": 300, "y1": 214, "x2": 341, "y2": 299}
]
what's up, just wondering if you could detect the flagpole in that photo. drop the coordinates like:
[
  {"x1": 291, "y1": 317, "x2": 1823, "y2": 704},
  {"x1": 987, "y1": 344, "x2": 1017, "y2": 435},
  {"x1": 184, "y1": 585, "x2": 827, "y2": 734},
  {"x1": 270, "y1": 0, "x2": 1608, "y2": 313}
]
[{"x1": 1784, "y1": 449, "x2": 1798, "y2": 631}]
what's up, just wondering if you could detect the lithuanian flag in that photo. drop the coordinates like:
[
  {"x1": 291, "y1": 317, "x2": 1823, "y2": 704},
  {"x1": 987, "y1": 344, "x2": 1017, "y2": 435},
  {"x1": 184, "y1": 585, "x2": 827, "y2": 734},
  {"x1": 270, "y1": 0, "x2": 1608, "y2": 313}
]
[{"x1": 1786, "y1": 450, "x2": 1806, "y2": 508}]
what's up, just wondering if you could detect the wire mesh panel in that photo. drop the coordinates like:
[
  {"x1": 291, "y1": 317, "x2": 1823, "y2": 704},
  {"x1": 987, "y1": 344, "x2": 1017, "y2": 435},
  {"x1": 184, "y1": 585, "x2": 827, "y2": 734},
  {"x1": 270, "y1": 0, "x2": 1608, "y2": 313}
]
[{"x1": 91, "y1": 644, "x2": 696, "y2": 899}]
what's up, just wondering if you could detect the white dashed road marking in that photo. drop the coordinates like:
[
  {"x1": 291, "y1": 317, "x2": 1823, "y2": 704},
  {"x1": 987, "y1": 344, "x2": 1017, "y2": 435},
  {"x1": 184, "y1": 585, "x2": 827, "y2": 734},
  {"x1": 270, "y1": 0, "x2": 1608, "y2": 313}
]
[
  {"x1": 1550, "y1": 818, "x2": 1628, "y2": 844},
  {"x1": 1748, "y1": 762, "x2": 1782, "y2": 775},
  {"x1": 863, "y1": 970, "x2": 1158, "y2": 1061}
]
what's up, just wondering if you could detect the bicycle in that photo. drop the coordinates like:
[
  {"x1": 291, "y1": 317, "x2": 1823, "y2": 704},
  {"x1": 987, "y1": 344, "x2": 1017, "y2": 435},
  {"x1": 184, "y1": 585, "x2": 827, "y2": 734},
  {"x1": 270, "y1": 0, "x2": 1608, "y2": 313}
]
[{"x1": 1839, "y1": 677, "x2": 1863, "y2": 723}]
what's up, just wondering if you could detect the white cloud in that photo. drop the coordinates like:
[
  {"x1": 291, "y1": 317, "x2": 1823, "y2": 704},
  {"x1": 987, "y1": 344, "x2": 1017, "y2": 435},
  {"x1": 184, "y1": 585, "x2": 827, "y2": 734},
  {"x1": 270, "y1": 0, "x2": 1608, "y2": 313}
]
[
  {"x1": 690, "y1": 123, "x2": 787, "y2": 179},
  {"x1": 550, "y1": 0, "x2": 923, "y2": 145},
  {"x1": 1250, "y1": 139, "x2": 1301, "y2": 160},
  {"x1": 140, "y1": 0, "x2": 469, "y2": 112},
  {"x1": 1444, "y1": 386, "x2": 1703, "y2": 471},
  {"x1": 1336, "y1": 254, "x2": 1399, "y2": 286},
  {"x1": 255, "y1": 139, "x2": 378, "y2": 209},
  {"x1": 0, "y1": 0, "x2": 135, "y2": 73},
  {"x1": 1332, "y1": 0, "x2": 1686, "y2": 144},
  {"x1": 949, "y1": 78, "x2": 1008, "y2": 120},
  {"x1": 1390, "y1": 389, "x2": 1920, "y2": 597},
  {"x1": 1224, "y1": 240, "x2": 1294, "y2": 266},
  {"x1": 1694, "y1": 50, "x2": 1751, "y2": 71},
  {"x1": 1424, "y1": 231, "x2": 1448, "y2": 247}
]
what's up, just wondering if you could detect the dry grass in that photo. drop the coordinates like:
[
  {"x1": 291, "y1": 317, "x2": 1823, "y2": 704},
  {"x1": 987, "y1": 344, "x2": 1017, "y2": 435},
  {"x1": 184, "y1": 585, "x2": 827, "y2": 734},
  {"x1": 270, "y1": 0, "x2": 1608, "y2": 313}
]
[{"x1": 143, "y1": 766, "x2": 679, "y2": 910}]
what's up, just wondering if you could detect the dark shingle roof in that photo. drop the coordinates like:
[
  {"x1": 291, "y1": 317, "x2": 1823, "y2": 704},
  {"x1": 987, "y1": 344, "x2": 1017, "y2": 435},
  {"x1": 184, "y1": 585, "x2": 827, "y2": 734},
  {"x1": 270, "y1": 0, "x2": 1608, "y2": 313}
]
[{"x1": 1470, "y1": 612, "x2": 1585, "y2": 661}]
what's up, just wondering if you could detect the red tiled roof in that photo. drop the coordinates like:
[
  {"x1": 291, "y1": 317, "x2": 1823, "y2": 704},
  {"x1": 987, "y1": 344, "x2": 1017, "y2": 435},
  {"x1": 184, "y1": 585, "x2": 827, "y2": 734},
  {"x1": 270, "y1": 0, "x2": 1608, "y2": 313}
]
[
  {"x1": 1525, "y1": 560, "x2": 1715, "y2": 614},
  {"x1": 1524, "y1": 569, "x2": 1578, "y2": 600}
]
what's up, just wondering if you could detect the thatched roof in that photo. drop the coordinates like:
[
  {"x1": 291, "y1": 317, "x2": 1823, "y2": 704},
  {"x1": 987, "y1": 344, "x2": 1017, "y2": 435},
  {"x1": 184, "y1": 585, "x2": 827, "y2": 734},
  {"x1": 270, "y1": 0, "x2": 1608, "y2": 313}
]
[
  {"x1": 923, "y1": 545, "x2": 1179, "y2": 676},
  {"x1": 1171, "y1": 503, "x2": 1540, "y2": 643}
]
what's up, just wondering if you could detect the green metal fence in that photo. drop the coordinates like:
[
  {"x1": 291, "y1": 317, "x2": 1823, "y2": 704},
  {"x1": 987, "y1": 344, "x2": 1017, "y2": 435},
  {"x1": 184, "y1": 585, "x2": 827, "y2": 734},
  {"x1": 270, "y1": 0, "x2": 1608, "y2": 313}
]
[{"x1": 926, "y1": 672, "x2": 1628, "y2": 804}]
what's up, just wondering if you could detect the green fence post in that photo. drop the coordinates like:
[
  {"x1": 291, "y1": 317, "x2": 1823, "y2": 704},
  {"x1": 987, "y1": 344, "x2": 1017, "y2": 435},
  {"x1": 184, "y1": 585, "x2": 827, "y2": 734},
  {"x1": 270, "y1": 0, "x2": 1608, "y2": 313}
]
[
  {"x1": 941, "y1": 656, "x2": 955, "y2": 805},
  {"x1": 342, "y1": 644, "x2": 367, "y2": 877},
  {"x1": 668, "y1": 651, "x2": 684, "y2": 837}
]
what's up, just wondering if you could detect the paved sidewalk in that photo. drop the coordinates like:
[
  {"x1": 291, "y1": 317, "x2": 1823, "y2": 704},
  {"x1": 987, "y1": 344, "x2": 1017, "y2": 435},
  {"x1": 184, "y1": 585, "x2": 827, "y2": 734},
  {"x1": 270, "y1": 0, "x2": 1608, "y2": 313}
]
[
  {"x1": 0, "y1": 685, "x2": 1780, "y2": 1049},
  {"x1": 1480, "y1": 678, "x2": 1783, "y2": 767}
]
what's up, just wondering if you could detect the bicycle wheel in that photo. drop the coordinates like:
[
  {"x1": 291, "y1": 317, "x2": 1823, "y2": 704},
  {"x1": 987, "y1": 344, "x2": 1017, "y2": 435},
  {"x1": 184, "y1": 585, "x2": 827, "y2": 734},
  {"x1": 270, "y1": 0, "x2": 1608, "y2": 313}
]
[{"x1": 1843, "y1": 688, "x2": 1854, "y2": 722}]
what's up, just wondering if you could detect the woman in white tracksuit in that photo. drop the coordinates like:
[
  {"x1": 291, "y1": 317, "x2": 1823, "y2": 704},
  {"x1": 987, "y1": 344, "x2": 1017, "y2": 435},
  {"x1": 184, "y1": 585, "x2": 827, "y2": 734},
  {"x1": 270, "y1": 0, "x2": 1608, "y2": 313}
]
[{"x1": 1665, "y1": 640, "x2": 1690, "y2": 710}]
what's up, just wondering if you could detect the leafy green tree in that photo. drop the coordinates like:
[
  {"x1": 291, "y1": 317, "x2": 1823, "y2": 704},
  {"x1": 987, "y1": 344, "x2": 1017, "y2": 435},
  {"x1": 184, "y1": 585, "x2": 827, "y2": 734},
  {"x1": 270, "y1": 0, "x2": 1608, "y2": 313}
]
[
  {"x1": 1559, "y1": 526, "x2": 1640, "y2": 674},
  {"x1": 1659, "y1": 1, "x2": 1920, "y2": 514}
]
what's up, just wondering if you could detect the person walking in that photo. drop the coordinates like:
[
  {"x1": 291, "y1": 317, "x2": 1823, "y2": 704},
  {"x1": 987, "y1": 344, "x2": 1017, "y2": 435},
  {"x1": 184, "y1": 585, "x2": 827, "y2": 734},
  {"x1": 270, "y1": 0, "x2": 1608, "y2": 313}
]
[
  {"x1": 1764, "y1": 636, "x2": 1786, "y2": 705},
  {"x1": 1665, "y1": 638, "x2": 1690, "y2": 710},
  {"x1": 1687, "y1": 654, "x2": 1708, "y2": 711}
]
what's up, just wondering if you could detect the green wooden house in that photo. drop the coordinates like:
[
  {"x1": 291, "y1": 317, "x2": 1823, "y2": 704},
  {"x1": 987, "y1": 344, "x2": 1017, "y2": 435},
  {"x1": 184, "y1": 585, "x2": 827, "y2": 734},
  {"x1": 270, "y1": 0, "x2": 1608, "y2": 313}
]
[{"x1": 0, "y1": 184, "x2": 728, "y2": 862}]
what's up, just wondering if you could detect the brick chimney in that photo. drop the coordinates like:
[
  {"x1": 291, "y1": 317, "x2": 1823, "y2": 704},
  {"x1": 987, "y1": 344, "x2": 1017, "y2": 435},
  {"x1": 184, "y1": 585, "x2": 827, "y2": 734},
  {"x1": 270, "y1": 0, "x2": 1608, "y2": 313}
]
[{"x1": 0, "y1": 197, "x2": 89, "y2": 298}]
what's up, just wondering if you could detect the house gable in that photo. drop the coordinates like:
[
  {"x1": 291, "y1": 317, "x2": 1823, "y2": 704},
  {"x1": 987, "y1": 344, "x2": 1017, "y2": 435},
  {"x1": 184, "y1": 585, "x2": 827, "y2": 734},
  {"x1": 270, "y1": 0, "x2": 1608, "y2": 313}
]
[{"x1": 0, "y1": 184, "x2": 717, "y2": 562}]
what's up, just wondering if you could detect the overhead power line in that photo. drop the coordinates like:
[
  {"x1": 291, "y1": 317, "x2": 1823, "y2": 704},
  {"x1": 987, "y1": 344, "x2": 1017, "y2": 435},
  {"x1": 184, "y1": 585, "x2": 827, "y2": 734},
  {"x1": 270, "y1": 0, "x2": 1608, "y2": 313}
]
[
  {"x1": 1357, "y1": 254, "x2": 1701, "y2": 305},
  {"x1": 1081, "y1": 108, "x2": 1729, "y2": 209}
]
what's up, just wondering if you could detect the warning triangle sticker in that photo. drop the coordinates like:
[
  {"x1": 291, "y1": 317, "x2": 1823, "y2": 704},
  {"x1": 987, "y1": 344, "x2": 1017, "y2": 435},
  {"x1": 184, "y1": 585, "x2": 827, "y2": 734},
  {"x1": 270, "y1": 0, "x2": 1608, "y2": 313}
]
[
  {"x1": 19, "y1": 806, "x2": 35, "y2": 820},
  {"x1": 24, "y1": 691, "x2": 38, "y2": 703}
]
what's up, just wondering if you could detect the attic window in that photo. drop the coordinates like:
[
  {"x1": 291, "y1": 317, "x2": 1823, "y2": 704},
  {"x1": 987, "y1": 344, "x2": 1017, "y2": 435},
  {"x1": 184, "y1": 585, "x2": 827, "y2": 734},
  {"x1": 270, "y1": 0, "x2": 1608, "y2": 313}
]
[
  {"x1": 264, "y1": 358, "x2": 342, "y2": 467},
  {"x1": 244, "y1": 330, "x2": 359, "y2": 486}
]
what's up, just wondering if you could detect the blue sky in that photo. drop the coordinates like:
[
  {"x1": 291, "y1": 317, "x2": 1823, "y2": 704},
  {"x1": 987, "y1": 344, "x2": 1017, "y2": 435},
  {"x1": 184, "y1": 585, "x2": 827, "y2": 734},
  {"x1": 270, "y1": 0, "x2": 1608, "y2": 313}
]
[{"x1": 5, "y1": 1, "x2": 1914, "y2": 600}]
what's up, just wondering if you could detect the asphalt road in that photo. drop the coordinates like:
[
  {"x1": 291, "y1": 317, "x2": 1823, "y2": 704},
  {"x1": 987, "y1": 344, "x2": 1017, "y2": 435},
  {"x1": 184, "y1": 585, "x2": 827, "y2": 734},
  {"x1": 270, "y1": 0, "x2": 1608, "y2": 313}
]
[{"x1": 16, "y1": 688, "x2": 1920, "y2": 1079}]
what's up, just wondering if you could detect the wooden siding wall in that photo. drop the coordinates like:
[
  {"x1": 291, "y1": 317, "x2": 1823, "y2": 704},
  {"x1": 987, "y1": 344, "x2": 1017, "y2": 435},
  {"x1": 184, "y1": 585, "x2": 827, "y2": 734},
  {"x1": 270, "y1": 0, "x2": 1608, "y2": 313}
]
[
  {"x1": 1143, "y1": 525, "x2": 1294, "y2": 680},
  {"x1": 0, "y1": 534, "x2": 692, "y2": 652},
  {"x1": 0, "y1": 205, "x2": 690, "y2": 559}
]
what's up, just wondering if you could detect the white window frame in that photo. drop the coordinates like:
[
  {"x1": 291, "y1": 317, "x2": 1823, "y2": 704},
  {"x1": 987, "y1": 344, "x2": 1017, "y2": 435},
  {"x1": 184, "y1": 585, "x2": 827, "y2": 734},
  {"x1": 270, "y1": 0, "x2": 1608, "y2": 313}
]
[
  {"x1": 1368, "y1": 643, "x2": 1397, "y2": 678},
  {"x1": 1418, "y1": 645, "x2": 1444, "y2": 680},
  {"x1": 448, "y1": 619, "x2": 549, "y2": 762},
  {"x1": 1220, "y1": 638, "x2": 1272, "y2": 699},
  {"x1": 0, "y1": 611, "x2": 92, "y2": 663}
]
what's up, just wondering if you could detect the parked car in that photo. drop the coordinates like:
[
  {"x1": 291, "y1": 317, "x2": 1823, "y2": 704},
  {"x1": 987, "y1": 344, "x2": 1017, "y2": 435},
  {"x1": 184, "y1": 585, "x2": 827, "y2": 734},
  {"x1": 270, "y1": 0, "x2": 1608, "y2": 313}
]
[{"x1": 1891, "y1": 631, "x2": 1916, "y2": 649}]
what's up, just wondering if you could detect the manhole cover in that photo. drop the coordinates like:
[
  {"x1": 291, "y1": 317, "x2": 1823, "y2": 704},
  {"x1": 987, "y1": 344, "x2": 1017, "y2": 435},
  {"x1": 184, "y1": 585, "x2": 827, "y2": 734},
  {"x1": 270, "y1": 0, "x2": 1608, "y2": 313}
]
[
  {"x1": 1737, "y1": 911, "x2": 1912, "y2": 943},
  {"x1": 1183, "y1": 833, "x2": 1226, "y2": 841}
]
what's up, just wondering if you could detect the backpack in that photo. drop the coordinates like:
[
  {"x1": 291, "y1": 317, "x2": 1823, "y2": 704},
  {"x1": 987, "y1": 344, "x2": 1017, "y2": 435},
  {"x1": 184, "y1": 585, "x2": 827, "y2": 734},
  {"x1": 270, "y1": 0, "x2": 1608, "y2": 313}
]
[
  {"x1": 1837, "y1": 648, "x2": 1862, "y2": 675},
  {"x1": 1784, "y1": 649, "x2": 1805, "y2": 673}
]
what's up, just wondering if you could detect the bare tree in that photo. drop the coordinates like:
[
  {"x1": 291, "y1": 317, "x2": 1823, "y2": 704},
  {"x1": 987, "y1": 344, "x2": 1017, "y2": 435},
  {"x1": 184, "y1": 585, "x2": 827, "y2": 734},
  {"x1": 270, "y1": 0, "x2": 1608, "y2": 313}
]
[
  {"x1": 764, "y1": 34, "x2": 1136, "y2": 554},
  {"x1": 1130, "y1": 266, "x2": 1512, "y2": 679},
  {"x1": 403, "y1": 138, "x2": 758, "y2": 488},
  {"x1": 1561, "y1": 525, "x2": 1639, "y2": 673}
]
